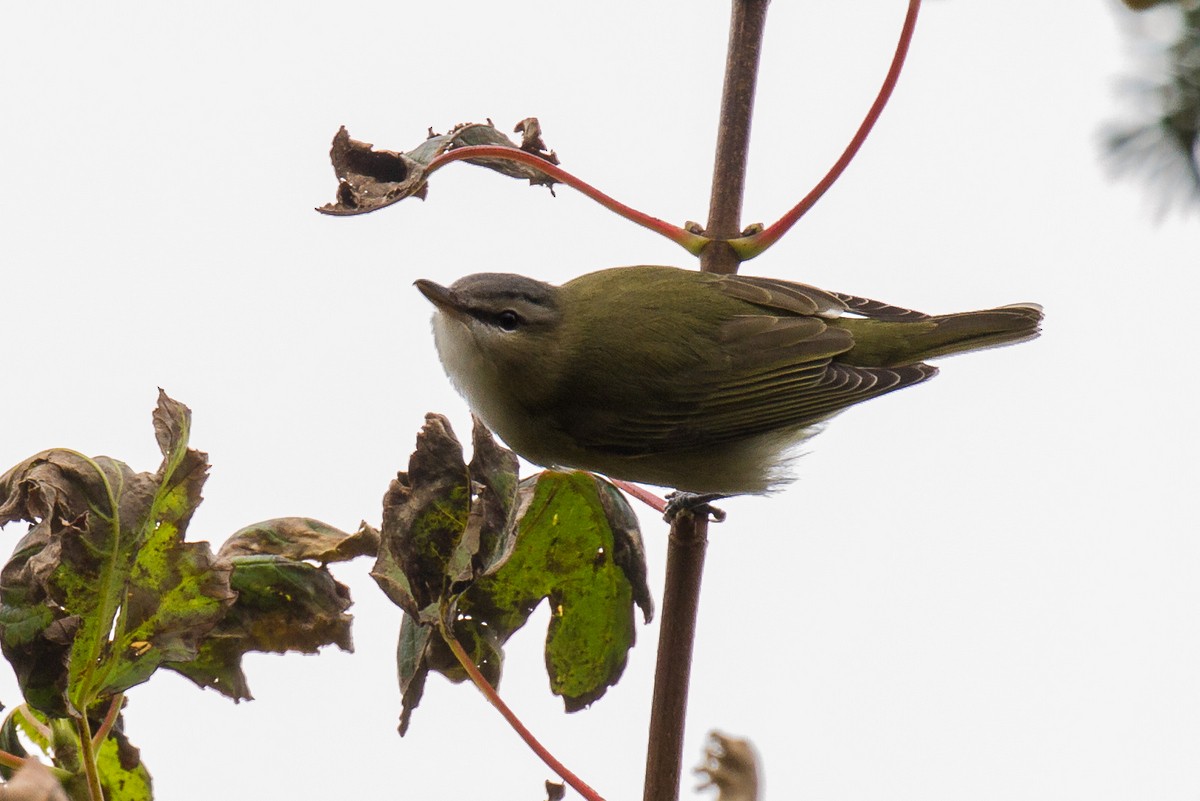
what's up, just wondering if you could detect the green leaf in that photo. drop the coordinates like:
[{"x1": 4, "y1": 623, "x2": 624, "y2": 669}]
[
  {"x1": 463, "y1": 471, "x2": 652, "y2": 711},
  {"x1": 0, "y1": 710, "x2": 32, "y2": 780},
  {"x1": 0, "y1": 391, "x2": 235, "y2": 716},
  {"x1": 371, "y1": 417, "x2": 648, "y2": 728},
  {"x1": 96, "y1": 730, "x2": 152, "y2": 801},
  {"x1": 164, "y1": 516, "x2": 369, "y2": 700},
  {"x1": 166, "y1": 553, "x2": 354, "y2": 701}
]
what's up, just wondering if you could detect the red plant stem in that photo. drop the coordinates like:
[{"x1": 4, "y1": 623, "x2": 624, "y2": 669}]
[
  {"x1": 731, "y1": 0, "x2": 922, "y2": 260},
  {"x1": 440, "y1": 622, "x2": 607, "y2": 801},
  {"x1": 610, "y1": 480, "x2": 667, "y2": 515},
  {"x1": 91, "y1": 693, "x2": 124, "y2": 749},
  {"x1": 0, "y1": 748, "x2": 25, "y2": 771},
  {"x1": 427, "y1": 145, "x2": 711, "y2": 255}
]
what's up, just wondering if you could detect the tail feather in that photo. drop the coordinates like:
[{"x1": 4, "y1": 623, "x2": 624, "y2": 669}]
[
  {"x1": 836, "y1": 302, "x2": 1043, "y2": 367},
  {"x1": 918, "y1": 303, "x2": 1043, "y2": 361}
]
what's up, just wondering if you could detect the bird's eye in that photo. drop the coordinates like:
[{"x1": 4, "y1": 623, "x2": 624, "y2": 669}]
[{"x1": 496, "y1": 310, "x2": 520, "y2": 332}]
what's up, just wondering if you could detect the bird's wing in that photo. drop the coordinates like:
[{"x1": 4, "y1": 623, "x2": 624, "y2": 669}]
[
  {"x1": 829, "y1": 291, "x2": 931, "y2": 320},
  {"x1": 716, "y1": 272, "x2": 937, "y2": 322},
  {"x1": 563, "y1": 310, "x2": 936, "y2": 455},
  {"x1": 583, "y1": 364, "x2": 937, "y2": 454},
  {"x1": 714, "y1": 274, "x2": 849, "y2": 317}
]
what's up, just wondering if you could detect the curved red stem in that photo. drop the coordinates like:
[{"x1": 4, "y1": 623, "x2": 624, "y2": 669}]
[
  {"x1": 440, "y1": 620, "x2": 607, "y2": 801},
  {"x1": 91, "y1": 693, "x2": 124, "y2": 749},
  {"x1": 610, "y1": 479, "x2": 667, "y2": 515},
  {"x1": 427, "y1": 145, "x2": 711, "y2": 255},
  {"x1": 731, "y1": 0, "x2": 922, "y2": 259}
]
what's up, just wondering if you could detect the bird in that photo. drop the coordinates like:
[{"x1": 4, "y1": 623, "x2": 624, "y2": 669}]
[{"x1": 415, "y1": 265, "x2": 1042, "y2": 496}]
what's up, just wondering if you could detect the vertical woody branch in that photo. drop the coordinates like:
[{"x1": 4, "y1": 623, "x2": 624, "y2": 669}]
[
  {"x1": 643, "y1": 4, "x2": 769, "y2": 801},
  {"x1": 702, "y1": 0, "x2": 769, "y2": 277}
]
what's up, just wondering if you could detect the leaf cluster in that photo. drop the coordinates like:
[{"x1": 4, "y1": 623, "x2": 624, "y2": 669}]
[
  {"x1": 371, "y1": 414, "x2": 653, "y2": 734},
  {"x1": 0, "y1": 395, "x2": 656, "y2": 798},
  {"x1": 0, "y1": 392, "x2": 369, "y2": 797}
]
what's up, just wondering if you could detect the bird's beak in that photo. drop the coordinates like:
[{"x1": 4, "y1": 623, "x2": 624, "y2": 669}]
[{"x1": 414, "y1": 279, "x2": 468, "y2": 321}]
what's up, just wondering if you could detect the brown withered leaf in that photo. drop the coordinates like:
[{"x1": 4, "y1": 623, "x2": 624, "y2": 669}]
[
  {"x1": 373, "y1": 415, "x2": 518, "y2": 734},
  {"x1": 219, "y1": 518, "x2": 379, "y2": 564},
  {"x1": 370, "y1": 414, "x2": 475, "y2": 620},
  {"x1": 446, "y1": 416, "x2": 520, "y2": 584},
  {"x1": 319, "y1": 126, "x2": 431, "y2": 215},
  {"x1": 450, "y1": 120, "x2": 559, "y2": 188},
  {"x1": 695, "y1": 731, "x2": 761, "y2": 801},
  {"x1": 318, "y1": 119, "x2": 558, "y2": 215}
]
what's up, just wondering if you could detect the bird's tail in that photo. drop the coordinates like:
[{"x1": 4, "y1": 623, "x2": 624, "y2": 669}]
[
  {"x1": 914, "y1": 303, "x2": 1044, "y2": 362},
  {"x1": 838, "y1": 302, "x2": 1043, "y2": 367}
]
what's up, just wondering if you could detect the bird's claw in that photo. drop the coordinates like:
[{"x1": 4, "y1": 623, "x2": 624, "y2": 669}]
[{"x1": 663, "y1": 492, "x2": 727, "y2": 523}]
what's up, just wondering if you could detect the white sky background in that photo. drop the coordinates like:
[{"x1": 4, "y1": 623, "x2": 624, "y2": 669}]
[{"x1": 2, "y1": 1, "x2": 1197, "y2": 799}]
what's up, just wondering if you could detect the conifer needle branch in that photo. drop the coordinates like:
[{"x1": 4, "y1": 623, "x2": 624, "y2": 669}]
[
  {"x1": 426, "y1": 146, "x2": 711, "y2": 255},
  {"x1": 731, "y1": 0, "x2": 922, "y2": 260},
  {"x1": 439, "y1": 618, "x2": 607, "y2": 801}
]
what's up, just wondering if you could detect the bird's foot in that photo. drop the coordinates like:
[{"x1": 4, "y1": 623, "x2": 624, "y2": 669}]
[{"x1": 663, "y1": 492, "x2": 727, "y2": 524}]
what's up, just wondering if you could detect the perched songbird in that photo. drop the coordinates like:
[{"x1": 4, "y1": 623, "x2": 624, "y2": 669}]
[{"x1": 416, "y1": 265, "x2": 1042, "y2": 495}]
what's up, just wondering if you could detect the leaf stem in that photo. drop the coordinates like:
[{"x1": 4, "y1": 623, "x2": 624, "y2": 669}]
[
  {"x1": 67, "y1": 451, "x2": 123, "y2": 713},
  {"x1": 91, "y1": 694, "x2": 123, "y2": 750},
  {"x1": 425, "y1": 146, "x2": 711, "y2": 255},
  {"x1": 609, "y1": 480, "x2": 667, "y2": 515},
  {"x1": 0, "y1": 748, "x2": 26, "y2": 771},
  {"x1": 11, "y1": 704, "x2": 54, "y2": 747},
  {"x1": 74, "y1": 715, "x2": 104, "y2": 801},
  {"x1": 730, "y1": 0, "x2": 922, "y2": 260},
  {"x1": 438, "y1": 617, "x2": 606, "y2": 801}
]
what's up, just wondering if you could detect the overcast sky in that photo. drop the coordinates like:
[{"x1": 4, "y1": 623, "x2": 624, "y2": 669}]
[{"x1": 2, "y1": 2, "x2": 1197, "y2": 800}]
